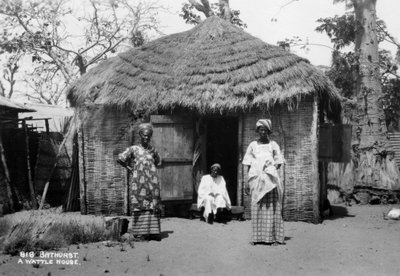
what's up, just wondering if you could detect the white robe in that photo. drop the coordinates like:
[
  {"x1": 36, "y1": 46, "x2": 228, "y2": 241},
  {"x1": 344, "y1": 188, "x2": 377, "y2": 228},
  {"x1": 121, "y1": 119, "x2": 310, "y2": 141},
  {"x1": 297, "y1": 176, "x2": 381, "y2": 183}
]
[
  {"x1": 242, "y1": 141, "x2": 285, "y2": 204},
  {"x1": 197, "y1": 175, "x2": 231, "y2": 220}
]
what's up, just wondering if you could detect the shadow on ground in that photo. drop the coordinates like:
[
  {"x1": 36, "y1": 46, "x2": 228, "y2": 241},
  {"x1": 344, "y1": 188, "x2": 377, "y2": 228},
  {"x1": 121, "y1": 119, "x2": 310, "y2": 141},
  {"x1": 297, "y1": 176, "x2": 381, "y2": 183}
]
[
  {"x1": 160, "y1": 230, "x2": 174, "y2": 240},
  {"x1": 323, "y1": 205, "x2": 355, "y2": 221}
]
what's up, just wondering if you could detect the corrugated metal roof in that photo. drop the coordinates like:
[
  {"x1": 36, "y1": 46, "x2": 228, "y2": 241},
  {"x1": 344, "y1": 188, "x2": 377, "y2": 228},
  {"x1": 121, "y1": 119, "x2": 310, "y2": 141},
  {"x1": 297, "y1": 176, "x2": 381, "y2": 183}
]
[
  {"x1": 0, "y1": 96, "x2": 35, "y2": 112},
  {"x1": 18, "y1": 102, "x2": 73, "y2": 132}
]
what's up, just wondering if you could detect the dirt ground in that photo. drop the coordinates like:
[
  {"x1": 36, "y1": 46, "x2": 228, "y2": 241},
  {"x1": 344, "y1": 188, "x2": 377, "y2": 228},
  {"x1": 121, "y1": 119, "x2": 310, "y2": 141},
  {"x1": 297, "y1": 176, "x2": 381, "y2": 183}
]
[{"x1": 0, "y1": 204, "x2": 399, "y2": 276}]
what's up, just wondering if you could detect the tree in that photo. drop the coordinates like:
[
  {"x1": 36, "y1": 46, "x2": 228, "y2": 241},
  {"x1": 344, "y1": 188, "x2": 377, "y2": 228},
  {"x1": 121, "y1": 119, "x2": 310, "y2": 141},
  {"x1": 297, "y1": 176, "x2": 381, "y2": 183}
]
[
  {"x1": 180, "y1": 0, "x2": 246, "y2": 28},
  {"x1": 315, "y1": 11, "x2": 400, "y2": 126},
  {"x1": 0, "y1": 0, "x2": 162, "y2": 104},
  {"x1": 280, "y1": 0, "x2": 400, "y2": 191},
  {"x1": 0, "y1": 51, "x2": 23, "y2": 98},
  {"x1": 317, "y1": 0, "x2": 400, "y2": 191}
]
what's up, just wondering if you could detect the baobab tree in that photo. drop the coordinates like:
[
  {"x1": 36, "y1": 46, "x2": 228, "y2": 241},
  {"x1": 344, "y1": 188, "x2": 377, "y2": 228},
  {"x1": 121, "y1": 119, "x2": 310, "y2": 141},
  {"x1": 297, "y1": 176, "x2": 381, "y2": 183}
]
[{"x1": 347, "y1": 0, "x2": 400, "y2": 190}]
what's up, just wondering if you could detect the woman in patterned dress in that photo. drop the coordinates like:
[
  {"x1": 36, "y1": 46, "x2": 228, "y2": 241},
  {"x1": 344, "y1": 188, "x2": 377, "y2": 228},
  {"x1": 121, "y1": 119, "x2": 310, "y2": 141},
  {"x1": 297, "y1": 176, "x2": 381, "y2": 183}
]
[
  {"x1": 118, "y1": 123, "x2": 162, "y2": 240},
  {"x1": 242, "y1": 119, "x2": 285, "y2": 245}
]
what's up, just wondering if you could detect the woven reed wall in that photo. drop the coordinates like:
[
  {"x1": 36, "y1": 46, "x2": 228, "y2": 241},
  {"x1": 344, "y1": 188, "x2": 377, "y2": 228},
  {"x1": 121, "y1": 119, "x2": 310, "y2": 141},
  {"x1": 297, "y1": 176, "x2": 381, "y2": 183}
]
[
  {"x1": 35, "y1": 132, "x2": 71, "y2": 206},
  {"x1": 79, "y1": 108, "x2": 131, "y2": 215},
  {"x1": 388, "y1": 132, "x2": 400, "y2": 168},
  {"x1": 241, "y1": 99, "x2": 320, "y2": 222}
]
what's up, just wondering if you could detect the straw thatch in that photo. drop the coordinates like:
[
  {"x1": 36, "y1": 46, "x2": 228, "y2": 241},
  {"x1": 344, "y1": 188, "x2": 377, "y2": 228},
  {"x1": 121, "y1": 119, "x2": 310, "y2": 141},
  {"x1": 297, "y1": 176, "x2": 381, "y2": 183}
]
[{"x1": 67, "y1": 16, "x2": 340, "y2": 114}]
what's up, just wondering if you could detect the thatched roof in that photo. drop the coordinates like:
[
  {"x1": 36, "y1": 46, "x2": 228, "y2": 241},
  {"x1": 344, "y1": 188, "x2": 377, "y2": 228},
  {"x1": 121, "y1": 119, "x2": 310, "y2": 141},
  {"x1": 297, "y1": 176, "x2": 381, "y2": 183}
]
[
  {"x1": 67, "y1": 16, "x2": 340, "y2": 114},
  {"x1": 0, "y1": 96, "x2": 35, "y2": 112}
]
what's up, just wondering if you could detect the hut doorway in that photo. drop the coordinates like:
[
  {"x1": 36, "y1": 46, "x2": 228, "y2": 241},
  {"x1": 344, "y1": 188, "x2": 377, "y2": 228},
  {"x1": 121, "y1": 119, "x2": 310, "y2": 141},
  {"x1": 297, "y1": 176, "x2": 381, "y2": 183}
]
[{"x1": 206, "y1": 117, "x2": 238, "y2": 205}]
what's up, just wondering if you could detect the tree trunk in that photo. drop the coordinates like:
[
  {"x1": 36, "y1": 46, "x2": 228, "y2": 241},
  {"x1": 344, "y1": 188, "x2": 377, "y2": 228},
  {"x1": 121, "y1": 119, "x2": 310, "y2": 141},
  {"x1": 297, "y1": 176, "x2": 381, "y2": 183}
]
[
  {"x1": 219, "y1": 0, "x2": 232, "y2": 22},
  {"x1": 351, "y1": 0, "x2": 400, "y2": 190}
]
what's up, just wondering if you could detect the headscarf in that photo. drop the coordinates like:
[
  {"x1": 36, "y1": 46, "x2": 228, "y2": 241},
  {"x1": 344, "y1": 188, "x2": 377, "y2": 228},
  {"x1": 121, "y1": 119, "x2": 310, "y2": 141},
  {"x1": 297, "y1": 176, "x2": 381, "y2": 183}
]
[
  {"x1": 256, "y1": 119, "x2": 272, "y2": 132},
  {"x1": 138, "y1": 123, "x2": 153, "y2": 136},
  {"x1": 210, "y1": 163, "x2": 221, "y2": 170}
]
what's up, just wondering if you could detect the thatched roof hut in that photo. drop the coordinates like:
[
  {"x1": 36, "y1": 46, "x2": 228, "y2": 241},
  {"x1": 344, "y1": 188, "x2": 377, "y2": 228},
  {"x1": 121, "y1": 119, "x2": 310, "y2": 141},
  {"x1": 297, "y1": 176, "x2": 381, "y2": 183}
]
[
  {"x1": 68, "y1": 16, "x2": 339, "y2": 115},
  {"x1": 67, "y1": 17, "x2": 341, "y2": 223}
]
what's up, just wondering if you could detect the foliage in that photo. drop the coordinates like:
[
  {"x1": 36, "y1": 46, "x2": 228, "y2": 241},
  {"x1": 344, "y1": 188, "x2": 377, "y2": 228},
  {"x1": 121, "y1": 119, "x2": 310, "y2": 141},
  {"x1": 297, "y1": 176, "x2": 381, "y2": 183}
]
[
  {"x1": 277, "y1": 36, "x2": 310, "y2": 53},
  {"x1": 315, "y1": 13, "x2": 356, "y2": 50},
  {"x1": 315, "y1": 13, "x2": 388, "y2": 49},
  {"x1": 0, "y1": 0, "x2": 162, "y2": 104},
  {"x1": 326, "y1": 50, "x2": 358, "y2": 98},
  {"x1": 0, "y1": 209, "x2": 114, "y2": 255},
  {"x1": 180, "y1": 1, "x2": 247, "y2": 28},
  {"x1": 314, "y1": 10, "x2": 400, "y2": 129}
]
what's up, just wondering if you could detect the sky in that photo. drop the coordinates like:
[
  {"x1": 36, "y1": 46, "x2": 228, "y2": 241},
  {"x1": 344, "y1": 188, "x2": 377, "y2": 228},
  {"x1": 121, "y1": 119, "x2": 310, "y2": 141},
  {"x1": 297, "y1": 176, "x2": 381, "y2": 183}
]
[
  {"x1": 4, "y1": 0, "x2": 400, "y2": 104},
  {"x1": 157, "y1": 0, "x2": 400, "y2": 66}
]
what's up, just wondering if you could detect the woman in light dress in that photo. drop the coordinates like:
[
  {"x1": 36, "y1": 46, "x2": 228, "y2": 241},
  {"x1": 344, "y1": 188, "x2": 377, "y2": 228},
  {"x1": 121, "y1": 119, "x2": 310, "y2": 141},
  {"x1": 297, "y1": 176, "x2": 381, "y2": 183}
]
[{"x1": 243, "y1": 119, "x2": 285, "y2": 245}]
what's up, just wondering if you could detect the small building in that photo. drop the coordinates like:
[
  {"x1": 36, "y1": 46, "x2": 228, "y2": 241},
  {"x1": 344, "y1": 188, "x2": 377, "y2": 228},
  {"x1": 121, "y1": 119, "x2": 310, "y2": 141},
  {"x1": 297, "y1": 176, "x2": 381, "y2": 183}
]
[
  {"x1": 67, "y1": 17, "x2": 341, "y2": 223},
  {"x1": 0, "y1": 96, "x2": 35, "y2": 214},
  {"x1": 18, "y1": 102, "x2": 74, "y2": 133}
]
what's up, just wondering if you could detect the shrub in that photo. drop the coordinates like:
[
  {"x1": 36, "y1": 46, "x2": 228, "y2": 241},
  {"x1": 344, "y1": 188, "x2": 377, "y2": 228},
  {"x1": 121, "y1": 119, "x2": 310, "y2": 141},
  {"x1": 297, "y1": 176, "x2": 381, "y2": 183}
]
[{"x1": 0, "y1": 209, "x2": 114, "y2": 255}]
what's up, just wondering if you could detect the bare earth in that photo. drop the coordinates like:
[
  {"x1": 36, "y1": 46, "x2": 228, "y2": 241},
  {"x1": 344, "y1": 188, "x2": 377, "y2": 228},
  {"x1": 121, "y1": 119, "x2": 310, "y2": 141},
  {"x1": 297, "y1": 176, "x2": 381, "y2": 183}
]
[{"x1": 1, "y1": 204, "x2": 399, "y2": 276}]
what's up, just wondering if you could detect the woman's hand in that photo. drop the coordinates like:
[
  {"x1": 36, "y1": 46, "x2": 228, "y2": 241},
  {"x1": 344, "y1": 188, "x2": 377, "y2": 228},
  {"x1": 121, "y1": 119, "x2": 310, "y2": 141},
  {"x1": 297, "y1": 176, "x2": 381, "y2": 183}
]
[{"x1": 245, "y1": 186, "x2": 250, "y2": 196}]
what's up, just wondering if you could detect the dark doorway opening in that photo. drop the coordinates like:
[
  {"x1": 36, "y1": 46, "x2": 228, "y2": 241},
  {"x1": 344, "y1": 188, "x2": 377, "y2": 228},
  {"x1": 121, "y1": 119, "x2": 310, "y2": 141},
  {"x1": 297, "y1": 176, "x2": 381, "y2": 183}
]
[{"x1": 206, "y1": 117, "x2": 238, "y2": 205}]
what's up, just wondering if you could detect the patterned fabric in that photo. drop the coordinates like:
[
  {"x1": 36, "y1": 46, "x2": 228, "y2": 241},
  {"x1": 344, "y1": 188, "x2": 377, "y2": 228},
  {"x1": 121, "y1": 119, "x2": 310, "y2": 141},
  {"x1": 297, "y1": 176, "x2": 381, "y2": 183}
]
[
  {"x1": 256, "y1": 119, "x2": 272, "y2": 131},
  {"x1": 251, "y1": 189, "x2": 284, "y2": 243},
  {"x1": 131, "y1": 211, "x2": 161, "y2": 235},
  {"x1": 118, "y1": 145, "x2": 161, "y2": 213},
  {"x1": 138, "y1": 123, "x2": 153, "y2": 135}
]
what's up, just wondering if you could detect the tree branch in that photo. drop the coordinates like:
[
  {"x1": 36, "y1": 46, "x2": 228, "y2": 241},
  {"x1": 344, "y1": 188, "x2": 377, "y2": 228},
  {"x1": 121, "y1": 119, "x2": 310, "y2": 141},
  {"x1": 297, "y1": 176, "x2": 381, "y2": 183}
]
[{"x1": 189, "y1": 0, "x2": 212, "y2": 17}]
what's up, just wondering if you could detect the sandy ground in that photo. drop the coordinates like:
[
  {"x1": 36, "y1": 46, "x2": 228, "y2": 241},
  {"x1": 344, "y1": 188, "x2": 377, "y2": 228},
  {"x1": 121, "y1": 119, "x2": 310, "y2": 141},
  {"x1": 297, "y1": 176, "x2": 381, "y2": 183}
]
[{"x1": 0, "y1": 204, "x2": 399, "y2": 276}]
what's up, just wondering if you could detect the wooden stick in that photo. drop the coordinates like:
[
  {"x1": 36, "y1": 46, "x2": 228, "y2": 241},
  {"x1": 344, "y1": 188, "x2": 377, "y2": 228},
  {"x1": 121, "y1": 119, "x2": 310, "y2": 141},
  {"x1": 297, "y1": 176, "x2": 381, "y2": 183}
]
[
  {"x1": 44, "y1": 119, "x2": 50, "y2": 136},
  {"x1": 23, "y1": 121, "x2": 38, "y2": 209},
  {"x1": 78, "y1": 127, "x2": 87, "y2": 214},
  {"x1": 39, "y1": 134, "x2": 69, "y2": 209},
  {"x1": 39, "y1": 118, "x2": 76, "y2": 210}
]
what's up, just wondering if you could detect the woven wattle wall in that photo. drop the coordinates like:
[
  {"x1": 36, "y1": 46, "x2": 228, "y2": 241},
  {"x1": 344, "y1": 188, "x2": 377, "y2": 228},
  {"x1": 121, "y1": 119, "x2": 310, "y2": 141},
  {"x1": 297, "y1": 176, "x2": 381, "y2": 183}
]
[
  {"x1": 241, "y1": 99, "x2": 320, "y2": 222},
  {"x1": 388, "y1": 132, "x2": 400, "y2": 169},
  {"x1": 79, "y1": 108, "x2": 131, "y2": 215}
]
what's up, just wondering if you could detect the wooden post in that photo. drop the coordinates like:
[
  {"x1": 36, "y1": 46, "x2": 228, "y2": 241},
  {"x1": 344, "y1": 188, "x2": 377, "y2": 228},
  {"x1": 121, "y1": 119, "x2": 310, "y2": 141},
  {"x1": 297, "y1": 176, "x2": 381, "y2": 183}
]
[
  {"x1": 237, "y1": 114, "x2": 243, "y2": 206},
  {"x1": 44, "y1": 119, "x2": 50, "y2": 136},
  {"x1": 65, "y1": 133, "x2": 78, "y2": 212},
  {"x1": 311, "y1": 96, "x2": 321, "y2": 223},
  {"x1": 23, "y1": 120, "x2": 38, "y2": 209},
  {"x1": 0, "y1": 129, "x2": 14, "y2": 212},
  {"x1": 78, "y1": 126, "x2": 87, "y2": 214}
]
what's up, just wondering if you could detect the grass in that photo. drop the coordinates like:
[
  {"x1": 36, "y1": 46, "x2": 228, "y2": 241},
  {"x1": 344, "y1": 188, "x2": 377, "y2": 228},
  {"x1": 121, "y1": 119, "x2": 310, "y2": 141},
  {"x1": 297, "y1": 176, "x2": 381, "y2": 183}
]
[{"x1": 0, "y1": 208, "x2": 115, "y2": 255}]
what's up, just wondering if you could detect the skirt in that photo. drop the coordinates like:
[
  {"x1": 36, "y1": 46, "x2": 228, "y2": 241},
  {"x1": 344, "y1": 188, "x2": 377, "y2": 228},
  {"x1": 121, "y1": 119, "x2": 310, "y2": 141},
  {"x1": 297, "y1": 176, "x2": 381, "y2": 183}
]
[
  {"x1": 251, "y1": 188, "x2": 284, "y2": 243},
  {"x1": 131, "y1": 210, "x2": 161, "y2": 236}
]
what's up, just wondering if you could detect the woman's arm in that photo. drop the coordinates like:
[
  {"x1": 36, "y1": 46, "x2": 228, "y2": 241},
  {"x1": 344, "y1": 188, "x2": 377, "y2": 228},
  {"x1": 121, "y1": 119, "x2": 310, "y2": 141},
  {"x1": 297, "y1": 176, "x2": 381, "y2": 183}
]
[
  {"x1": 117, "y1": 147, "x2": 134, "y2": 170},
  {"x1": 272, "y1": 141, "x2": 285, "y2": 169},
  {"x1": 150, "y1": 147, "x2": 162, "y2": 166},
  {"x1": 244, "y1": 165, "x2": 251, "y2": 195}
]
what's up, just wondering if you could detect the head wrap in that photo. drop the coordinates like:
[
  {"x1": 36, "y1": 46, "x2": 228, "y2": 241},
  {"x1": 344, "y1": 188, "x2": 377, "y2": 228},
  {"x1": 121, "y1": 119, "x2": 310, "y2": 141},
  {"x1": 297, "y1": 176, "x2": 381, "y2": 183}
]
[
  {"x1": 138, "y1": 123, "x2": 153, "y2": 135},
  {"x1": 256, "y1": 119, "x2": 272, "y2": 132},
  {"x1": 210, "y1": 163, "x2": 221, "y2": 170}
]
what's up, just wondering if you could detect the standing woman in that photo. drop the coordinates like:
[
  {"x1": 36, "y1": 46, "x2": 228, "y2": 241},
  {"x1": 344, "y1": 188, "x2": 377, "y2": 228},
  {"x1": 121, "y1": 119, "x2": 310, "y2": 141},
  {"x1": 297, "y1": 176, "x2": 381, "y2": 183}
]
[
  {"x1": 242, "y1": 119, "x2": 285, "y2": 245},
  {"x1": 118, "y1": 123, "x2": 162, "y2": 240}
]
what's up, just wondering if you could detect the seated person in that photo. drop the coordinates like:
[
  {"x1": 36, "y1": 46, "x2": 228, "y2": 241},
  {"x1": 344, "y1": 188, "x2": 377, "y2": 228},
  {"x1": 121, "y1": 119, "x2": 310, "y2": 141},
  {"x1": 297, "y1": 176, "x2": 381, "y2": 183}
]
[{"x1": 197, "y1": 163, "x2": 231, "y2": 223}]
